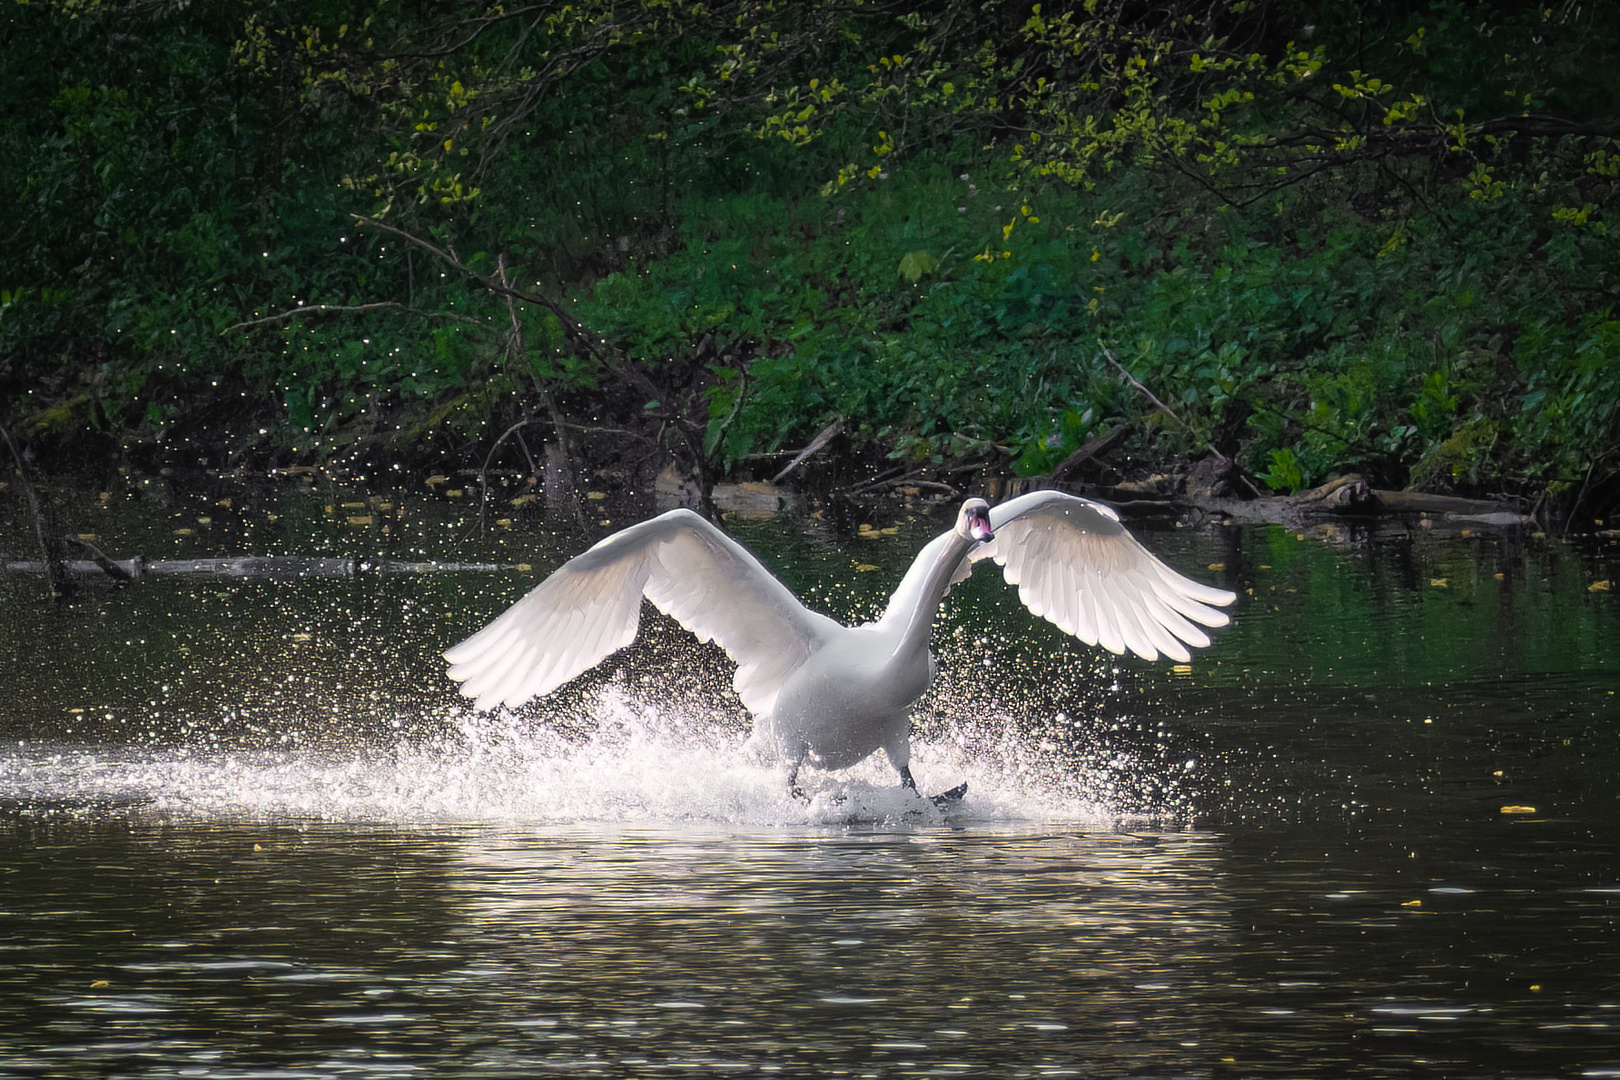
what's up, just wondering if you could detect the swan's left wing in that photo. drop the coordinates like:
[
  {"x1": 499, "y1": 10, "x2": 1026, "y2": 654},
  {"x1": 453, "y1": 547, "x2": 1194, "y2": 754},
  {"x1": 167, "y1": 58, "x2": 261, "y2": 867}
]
[{"x1": 963, "y1": 490, "x2": 1236, "y2": 662}]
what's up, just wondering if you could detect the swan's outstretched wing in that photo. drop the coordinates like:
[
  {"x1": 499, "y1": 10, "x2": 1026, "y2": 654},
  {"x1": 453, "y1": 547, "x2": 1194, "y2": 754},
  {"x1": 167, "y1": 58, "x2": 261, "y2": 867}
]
[
  {"x1": 445, "y1": 509, "x2": 840, "y2": 713},
  {"x1": 964, "y1": 490, "x2": 1236, "y2": 662}
]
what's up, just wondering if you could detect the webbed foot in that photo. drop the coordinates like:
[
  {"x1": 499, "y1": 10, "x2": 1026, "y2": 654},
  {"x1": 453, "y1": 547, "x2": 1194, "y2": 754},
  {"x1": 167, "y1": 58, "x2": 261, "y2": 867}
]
[{"x1": 899, "y1": 766, "x2": 966, "y2": 807}]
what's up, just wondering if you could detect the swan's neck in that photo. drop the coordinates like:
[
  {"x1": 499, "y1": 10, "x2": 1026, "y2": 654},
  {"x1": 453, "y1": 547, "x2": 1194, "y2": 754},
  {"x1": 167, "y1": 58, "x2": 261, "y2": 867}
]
[{"x1": 878, "y1": 530, "x2": 972, "y2": 661}]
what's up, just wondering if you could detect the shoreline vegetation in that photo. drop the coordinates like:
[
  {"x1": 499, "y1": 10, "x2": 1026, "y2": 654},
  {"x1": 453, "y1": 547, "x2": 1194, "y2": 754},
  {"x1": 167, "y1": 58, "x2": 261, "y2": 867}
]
[{"x1": 3, "y1": 1, "x2": 1617, "y2": 530}]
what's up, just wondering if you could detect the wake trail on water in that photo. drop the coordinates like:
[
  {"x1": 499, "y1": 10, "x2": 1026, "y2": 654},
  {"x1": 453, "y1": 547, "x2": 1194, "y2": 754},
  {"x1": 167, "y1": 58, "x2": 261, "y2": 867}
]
[{"x1": 2, "y1": 684, "x2": 1172, "y2": 829}]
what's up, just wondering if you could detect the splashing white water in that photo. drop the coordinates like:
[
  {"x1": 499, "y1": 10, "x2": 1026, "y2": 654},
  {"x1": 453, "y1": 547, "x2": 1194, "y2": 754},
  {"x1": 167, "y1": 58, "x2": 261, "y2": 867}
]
[{"x1": 2, "y1": 683, "x2": 1156, "y2": 828}]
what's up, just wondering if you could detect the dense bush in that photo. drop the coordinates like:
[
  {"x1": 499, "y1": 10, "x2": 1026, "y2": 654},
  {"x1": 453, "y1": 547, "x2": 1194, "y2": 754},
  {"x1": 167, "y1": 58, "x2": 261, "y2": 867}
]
[{"x1": 2, "y1": 1, "x2": 1615, "y2": 517}]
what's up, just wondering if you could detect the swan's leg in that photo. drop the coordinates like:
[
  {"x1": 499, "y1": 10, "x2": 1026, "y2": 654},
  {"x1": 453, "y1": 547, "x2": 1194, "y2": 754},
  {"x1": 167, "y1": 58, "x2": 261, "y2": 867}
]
[
  {"x1": 884, "y1": 730, "x2": 917, "y2": 793},
  {"x1": 786, "y1": 747, "x2": 808, "y2": 800}
]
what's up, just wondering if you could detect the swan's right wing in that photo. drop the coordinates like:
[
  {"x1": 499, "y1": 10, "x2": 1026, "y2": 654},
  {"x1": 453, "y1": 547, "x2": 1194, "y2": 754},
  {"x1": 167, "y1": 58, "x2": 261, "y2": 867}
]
[
  {"x1": 444, "y1": 509, "x2": 839, "y2": 713},
  {"x1": 964, "y1": 490, "x2": 1237, "y2": 662}
]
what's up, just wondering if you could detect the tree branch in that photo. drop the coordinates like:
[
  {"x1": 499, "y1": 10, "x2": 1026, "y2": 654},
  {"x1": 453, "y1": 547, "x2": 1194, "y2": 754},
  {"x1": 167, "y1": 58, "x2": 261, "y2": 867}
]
[{"x1": 223, "y1": 301, "x2": 489, "y2": 334}]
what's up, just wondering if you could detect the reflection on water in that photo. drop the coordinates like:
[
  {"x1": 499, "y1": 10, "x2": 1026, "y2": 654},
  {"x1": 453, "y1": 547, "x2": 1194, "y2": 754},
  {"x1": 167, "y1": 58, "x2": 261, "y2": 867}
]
[
  {"x1": 2, "y1": 805, "x2": 1616, "y2": 1078},
  {"x1": 2, "y1": 480, "x2": 1618, "y2": 1077},
  {"x1": 0, "y1": 820, "x2": 1233, "y2": 1079}
]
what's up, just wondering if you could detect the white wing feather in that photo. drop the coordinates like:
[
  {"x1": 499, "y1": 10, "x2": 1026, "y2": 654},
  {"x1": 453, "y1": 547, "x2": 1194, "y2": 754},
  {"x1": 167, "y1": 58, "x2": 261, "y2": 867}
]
[
  {"x1": 445, "y1": 509, "x2": 839, "y2": 712},
  {"x1": 964, "y1": 490, "x2": 1236, "y2": 662}
]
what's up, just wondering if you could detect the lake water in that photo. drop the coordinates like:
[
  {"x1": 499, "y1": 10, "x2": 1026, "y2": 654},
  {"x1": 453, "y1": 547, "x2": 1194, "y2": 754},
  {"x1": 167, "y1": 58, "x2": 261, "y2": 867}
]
[{"x1": 2, "y1": 476, "x2": 1617, "y2": 1078}]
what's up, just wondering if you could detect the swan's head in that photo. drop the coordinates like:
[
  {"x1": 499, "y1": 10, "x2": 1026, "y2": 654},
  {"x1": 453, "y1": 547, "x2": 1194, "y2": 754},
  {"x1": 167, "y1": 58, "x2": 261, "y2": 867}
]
[{"x1": 956, "y1": 498, "x2": 995, "y2": 543}]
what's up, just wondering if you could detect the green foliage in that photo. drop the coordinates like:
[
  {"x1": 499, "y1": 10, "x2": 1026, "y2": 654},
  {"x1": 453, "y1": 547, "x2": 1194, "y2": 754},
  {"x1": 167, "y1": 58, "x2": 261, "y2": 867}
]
[
  {"x1": 1, "y1": 0, "x2": 1616, "y2": 514},
  {"x1": 1260, "y1": 448, "x2": 1306, "y2": 493}
]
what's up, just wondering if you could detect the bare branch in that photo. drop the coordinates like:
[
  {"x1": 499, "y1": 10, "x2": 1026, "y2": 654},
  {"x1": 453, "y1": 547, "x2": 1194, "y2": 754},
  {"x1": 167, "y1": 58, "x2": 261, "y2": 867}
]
[
  {"x1": 223, "y1": 301, "x2": 489, "y2": 334},
  {"x1": 771, "y1": 418, "x2": 844, "y2": 483}
]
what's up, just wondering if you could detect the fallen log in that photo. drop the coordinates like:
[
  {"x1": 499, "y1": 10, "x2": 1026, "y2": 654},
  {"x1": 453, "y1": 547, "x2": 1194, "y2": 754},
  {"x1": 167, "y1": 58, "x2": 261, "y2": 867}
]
[{"x1": 1197, "y1": 474, "x2": 1533, "y2": 529}]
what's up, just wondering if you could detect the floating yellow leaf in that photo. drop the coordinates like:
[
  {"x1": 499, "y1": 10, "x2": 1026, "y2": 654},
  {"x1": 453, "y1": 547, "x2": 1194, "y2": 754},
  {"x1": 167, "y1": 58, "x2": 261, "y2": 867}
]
[
  {"x1": 424, "y1": 474, "x2": 450, "y2": 487},
  {"x1": 587, "y1": 491, "x2": 608, "y2": 500},
  {"x1": 855, "y1": 563, "x2": 879, "y2": 572},
  {"x1": 346, "y1": 515, "x2": 372, "y2": 526},
  {"x1": 1589, "y1": 579, "x2": 1611, "y2": 592},
  {"x1": 1171, "y1": 663, "x2": 1193, "y2": 675},
  {"x1": 89, "y1": 980, "x2": 109, "y2": 989},
  {"x1": 1430, "y1": 577, "x2": 1449, "y2": 588},
  {"x1": 1401, "y1": 899, "x2": 1422, "y2": 907},
  {"x1": 444, "y1": 489, "x2": 463, "y2": 498},
  {"x1": 174, "y1": 527, "x2": 194, "y2": 536},
  {"x1": 76, "y1": 533, "x2": 97, "y2": 542},
  {"x1": 1500, "y1": 805, "x2": 1537, "y2": 814},
  {"x1": 1207, "y1": 562, "x2": 1225, "y2": 571},
  {"x1": 195, "y1": 517, "x2": 211, "y2": 526}
]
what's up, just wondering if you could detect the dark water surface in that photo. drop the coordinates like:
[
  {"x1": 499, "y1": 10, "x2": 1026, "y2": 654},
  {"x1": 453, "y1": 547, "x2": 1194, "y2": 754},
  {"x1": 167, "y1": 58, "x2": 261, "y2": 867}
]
[{"x1": 2, "y1": 478, "x2": 1617, "y2": 1078}]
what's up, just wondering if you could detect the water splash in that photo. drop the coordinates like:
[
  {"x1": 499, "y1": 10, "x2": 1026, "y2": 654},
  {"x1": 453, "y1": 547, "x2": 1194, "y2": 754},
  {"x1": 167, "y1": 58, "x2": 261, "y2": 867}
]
[{"x1": 1, "y1": 681, "x2": 1168, "y2": 829}]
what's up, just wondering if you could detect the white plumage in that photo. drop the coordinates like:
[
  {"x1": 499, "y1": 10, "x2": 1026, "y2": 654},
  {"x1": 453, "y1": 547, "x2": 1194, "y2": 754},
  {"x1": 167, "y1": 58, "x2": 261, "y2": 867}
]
[{"x1": 445, "y1": 491, "x2": 1236, "y2": 797}]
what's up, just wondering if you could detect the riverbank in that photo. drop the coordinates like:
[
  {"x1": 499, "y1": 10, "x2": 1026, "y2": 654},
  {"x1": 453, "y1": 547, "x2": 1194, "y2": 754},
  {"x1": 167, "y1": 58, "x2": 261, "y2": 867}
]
[{"x1": 7, "y1": 4, "x2": 1617, "y2": 536}]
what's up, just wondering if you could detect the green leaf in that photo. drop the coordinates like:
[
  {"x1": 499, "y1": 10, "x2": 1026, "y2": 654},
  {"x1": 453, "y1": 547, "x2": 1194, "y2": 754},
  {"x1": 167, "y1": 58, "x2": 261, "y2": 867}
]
[{"x1": 898, "y1": 250, "x2": 938, "y2": 283}]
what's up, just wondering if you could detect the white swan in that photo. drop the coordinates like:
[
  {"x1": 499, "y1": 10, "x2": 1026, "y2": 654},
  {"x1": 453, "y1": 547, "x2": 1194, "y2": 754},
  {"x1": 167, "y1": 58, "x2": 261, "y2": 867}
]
[{"x1": 444, "y1": 491, "x2": 1236, "y2": 800}]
